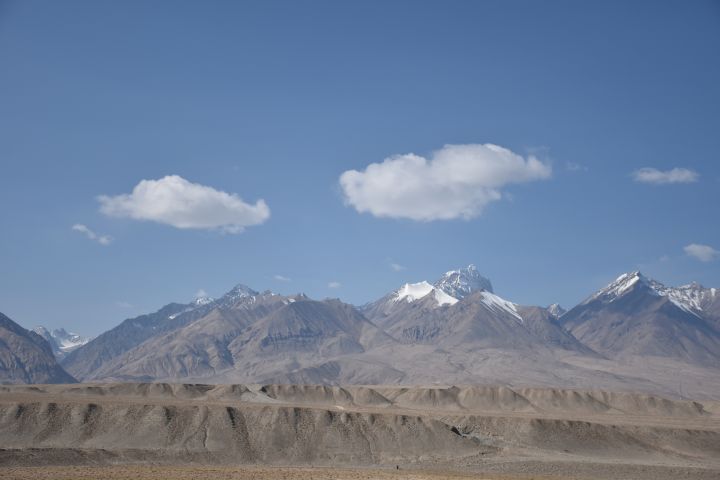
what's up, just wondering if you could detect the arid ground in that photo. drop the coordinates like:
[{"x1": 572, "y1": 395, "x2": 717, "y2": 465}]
[{"x1": 1, "y1": 383, "x2": 719, "y2": 479}]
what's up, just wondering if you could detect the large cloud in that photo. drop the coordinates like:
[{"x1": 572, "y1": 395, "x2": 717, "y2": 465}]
[
  {"x1": 632, "y1": 167, "x2": 698, "y2": 184},
  {"x1": 339, "y1": 144, "x2": 551, "y2": 221},
  {"x1": 98, "y1": 175, "x2": 270, "y2": 233},
  {"x1": 684, "y1": 244, "x2": 719, "y2": 262}
]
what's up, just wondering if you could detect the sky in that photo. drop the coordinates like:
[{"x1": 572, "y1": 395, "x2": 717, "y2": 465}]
[{"x1": 1, "y1": 0, "x2": 719, "y2": 336}]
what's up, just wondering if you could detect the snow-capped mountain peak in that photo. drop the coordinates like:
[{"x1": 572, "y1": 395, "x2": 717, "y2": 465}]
[
  {"x1": 192, "y1": 295, "x2": 214, "y2": 306},
  {"x1": 229, "y1": 284, "x2": 259, "y2": 297},
  {"x1": 394, "y1": 281, "x2": 434, "y2": 303},
  {"x1": 649, "y1": 280, "x2": 715, "y2": 315},
  {"x1": 586, "y1": 271, "x2": 650, "y2": 303},
  {"x1": 547, "y1": 303, "x2": 567, "y2": 318},
  {"x1": 392, "y1": 281, "x2": 458, "y2": 306},
  {"x1": 32, "y1": 326, "x2": 91, "y2": 358},
  {"x1": 217, "y1": 284, "x2": 261, "y2": 306},
  {"x1": 586, "y1": 271, "x2": 715, "y2": 317},
  {"x1": 434, "y1": 264, "x2": 493, "y2": 298}
]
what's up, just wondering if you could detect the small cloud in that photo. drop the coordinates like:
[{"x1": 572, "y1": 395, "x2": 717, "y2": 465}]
[
  {"x1": 565, "y1": 162, "x2": 588, "y2": 172},
  {"x1": 72, "y1": 224, "x2": 113, "y2": 245},
  {"x1": 632, "y1": 167, "x2": 699, "y2": 185},
  {"x1": 115, "y1": 301, "x2": 133, "y2": 308},
  {"x1": 328, "y1": 281, "x2": 341, "y2": 289},
  {"x1": 684, "y1": 244, "x2": 719, "y2": 262},
  {"x1": 98, "y1": 175, "x2": 270, "y2": 233},
  {"x1": 195, "y1": 289, "x2": 208, "y2": 298},
  {"x1": 390, "y1": 262, "x2": 406, "y2": 272},
  {"x1": 659, "y1": 254, "x2": 670, "y2": 262},
  {"x1": 274, "y1": 275, "x2": 291, "y2": 282},
  {"x1": 339, "y1": 143, "x2": 551, "y2": 221}
]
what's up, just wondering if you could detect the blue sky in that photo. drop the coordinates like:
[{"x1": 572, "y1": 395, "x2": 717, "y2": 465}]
[{"x1": 1, "y1": 0, "x2": 719, "y2": 336}]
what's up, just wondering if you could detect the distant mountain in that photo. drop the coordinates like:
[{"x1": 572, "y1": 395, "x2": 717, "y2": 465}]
[
  {"x1": 0, "y1": 311, "x2": 76, "y2": 384},
  {"x1": 61, "y1": 298, "x2": 220, "y2": 380},
  {"x1": 54, "y1": 267, "x2": 720, "y2": 397},
  {"x1": 559, "y1": 272, "x2": 720, "y2": 366},
  {"x1": 363, "y1": 266, "x2": 591, "y2": 354},
  {"x1": 362, "y1": 264, "x2": 491, "y2": 325},
  {"x1": 68, "y1": 284, "x2": 393, "y2": 383},
  {"x1": 32, "y1": 326, "x2": 91, "y2": 359}
]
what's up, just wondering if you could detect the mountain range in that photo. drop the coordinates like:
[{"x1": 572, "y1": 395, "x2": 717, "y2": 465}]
[{"x1": 1, "y1": 266, "x2": 719, "y2": 397}]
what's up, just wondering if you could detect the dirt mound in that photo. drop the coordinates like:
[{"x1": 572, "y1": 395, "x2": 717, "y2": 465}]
[
  {"x1": 2, "y1": 383, "x2": 709, "y2": 418},
  {"x1": 456, "y1": 386, "x2": 534, "y2": 412},
  {"x1": 259, "y1": 384, "x2": 354, "y2": 406},
  {"x1": 452, "y1": 414, "x2": 720, "y2": 460},
  {"x1": 392, "y1": 387, "x2": 464, "y2": 410},
  {"x1": 0, "y1": 401, "x2": 482, "y2": 465},
  {"x1": 584, "y1": 390, "x2": 707, "y2": 417},
  {"x1": 0, "y1": 383, "x2": 718, "y2": 474},
  {"x1": 347, "y1": 387, "x2": 392, "y2": 407},
  {"x1": 373, "y1": 385, "x2": 709, "y2": 417}
]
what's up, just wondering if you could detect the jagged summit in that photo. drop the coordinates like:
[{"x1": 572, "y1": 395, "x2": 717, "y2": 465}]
[
  {"x1": 229, "y1": 284, "x2": 260, "y2": 297},
  {"x1": 32, "y1": 326, "x2": 91, "y2": 358},
  {"x1": 434, "y1": 264, "x2": 493, "y2": 297},
  {"x1": 584, "y1": 271, "x2": 717, "y2": 316},
  {"x1": 587, "y1": 271, "x2": 648, "y2": 302},
  {"x1": 547, "y1": 303, "x2": 567, "y2": 318},
  {"x1": 366, "y1": 264, "x2": 496, "y2": 313},
  {"x1": 192, "y1": 296, "x2": 214, "y2": 306}
]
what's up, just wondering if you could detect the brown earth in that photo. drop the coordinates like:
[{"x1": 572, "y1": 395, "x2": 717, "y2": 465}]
[{"x1": 0, "y1": 383, "x2": 719, "y2": 479}]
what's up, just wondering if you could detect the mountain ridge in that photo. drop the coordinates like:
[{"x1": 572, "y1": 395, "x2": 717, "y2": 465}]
[{"x1": 2, "y1": 265, "x2": 717, "y2": 397}]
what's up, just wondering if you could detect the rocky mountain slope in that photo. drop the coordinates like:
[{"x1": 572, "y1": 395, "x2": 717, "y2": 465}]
[
  {"x1": 61, "y1": 295, "x2": 225, "y2": 380},
  {"x1": 560, "y1": 272, "x2": 720, "y2": 366},
  {"x1": 79, "y1": 293, "x2": 394, "y2": 383},
  {"x1": 0, "y1": 311, "x2": 76, "y2": 384}
]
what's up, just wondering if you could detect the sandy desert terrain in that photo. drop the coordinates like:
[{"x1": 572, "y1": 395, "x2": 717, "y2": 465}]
[{"x1": 0, "y1": 383, "x2": 719, "y2": 479}]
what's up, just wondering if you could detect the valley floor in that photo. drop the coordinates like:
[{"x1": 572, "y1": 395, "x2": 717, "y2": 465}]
[{"x1": 2, "y1": 463, "x2": 720, "y2": 480}]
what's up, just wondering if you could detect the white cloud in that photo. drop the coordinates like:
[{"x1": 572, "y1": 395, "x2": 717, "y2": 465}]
[
  {"x1": 328, "y1": 281, "x2": 341, "y2": 289},
  {"x1": 274, "y1": 275, "x2": 291, "y2": 282},
  {"x1": 684, "y1": 244, "x2": 719, "y2": 262},
  {"x1": 72, "y1": 224, "x2": 113, "y2": 245},
  {"x1": 98, "y1": 175, "x2": 270, "y2": 233},
  {"x1": 390, "y1": 262, "x2": 406, "y2": 272},
  {"x1": 339, "y1": 143, "x2": 551, "y2": 221},
  {"x1": 632, "y1": 167, "x2": 699, "y2": 185},
  {"x1": 115, "y1": 301, "x2": 133, "y2": 308},
  {"x1": 195, "y1": 289, "x2": 209, "y2": 298}
]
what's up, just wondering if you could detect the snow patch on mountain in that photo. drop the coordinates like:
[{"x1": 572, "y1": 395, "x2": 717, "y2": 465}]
[
  {"x1": 650, "y1": 281, "x2": 715, "y2": 316},
  {"x1": 394, "y1": 281, "x2": 434, "y2": 302},
  {"x1": 32, "y1": 326, "x2": 91, "y2": 356},
  {"x1": 433, "y1": 288, "x2": 459, "y2": 306},
  {"x1": 193, "y1": 296, "x2": 214, "y2": 306},
  {"x1": 479, "y1": 291, "x2": 523, "y2": 323},
  {"x1": 393, "y1": 281, "x2": 458, "y2": 306}
]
